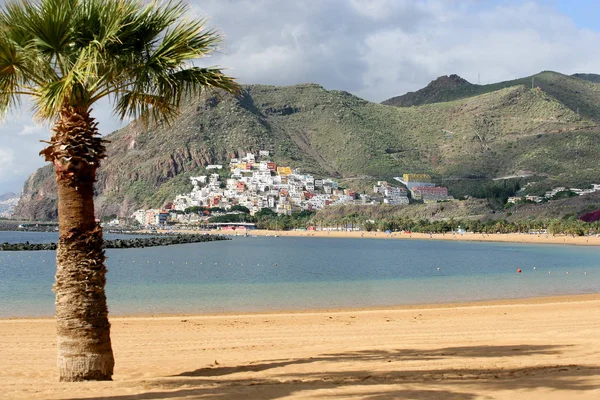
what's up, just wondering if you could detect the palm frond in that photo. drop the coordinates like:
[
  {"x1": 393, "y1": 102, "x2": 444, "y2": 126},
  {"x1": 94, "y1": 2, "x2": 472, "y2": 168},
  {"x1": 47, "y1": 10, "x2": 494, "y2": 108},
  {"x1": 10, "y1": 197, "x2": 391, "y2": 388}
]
[
  {"x1": 115, "y1": 90, "x2": 179, "y2": 124},
  {"x1": 0, "y1": 27, "x2": 48, "y2": 115},
  {"x1": 109, "y1": 3, "x2": 239, "y2": 124},
  {"x1": 115, "y1": 66, "x2": 239, "y2": 125},
  {"x1": 0, "y1": 0, "x2": 238, "y2": 125},
  {"x1": 0, "y1": 39, "x2": 24, "y2": 113},
  {"x1": 171, "y1": 67, "x2": 240, "y2": 93}
]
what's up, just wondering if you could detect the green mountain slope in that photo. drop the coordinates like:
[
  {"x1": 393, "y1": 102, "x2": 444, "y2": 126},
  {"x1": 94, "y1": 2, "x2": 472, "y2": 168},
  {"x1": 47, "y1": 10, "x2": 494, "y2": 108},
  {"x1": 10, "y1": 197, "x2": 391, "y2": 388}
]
[
  {"x1": 381, "y1": 74, "x2": 477, "y2": 107},
  {"x1": 572, "y1": 73, "x2": 600, "y2": 84},
  {"x1": 13, "y1": 81, "x2": 600, "y2": 220},
  {"x1": 383, "y1": 71, "x2": 600, "y2": 123}
]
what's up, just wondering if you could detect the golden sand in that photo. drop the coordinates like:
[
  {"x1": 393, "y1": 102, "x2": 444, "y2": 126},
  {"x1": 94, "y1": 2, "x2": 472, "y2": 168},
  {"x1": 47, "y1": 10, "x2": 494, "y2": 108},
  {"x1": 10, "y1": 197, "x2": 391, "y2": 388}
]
[
  {"x1": 190, "y1": 228, "x2": 600, "y2": 246},
  {"x1": 2, "y1": 295, "x2": 600, "y2": 399}
]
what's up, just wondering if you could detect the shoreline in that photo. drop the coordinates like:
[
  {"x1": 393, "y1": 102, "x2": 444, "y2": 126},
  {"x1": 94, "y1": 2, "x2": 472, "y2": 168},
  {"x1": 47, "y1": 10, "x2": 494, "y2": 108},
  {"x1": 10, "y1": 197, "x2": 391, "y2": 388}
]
[
  {"x1": 5, "y1": 228, "x2": 599, "y2": 246},
  {"x1": 157, "y1": 228, "x2": 600, "y2": 246},
  {"x1": 3, "y1": 293, "x2": 600, "y2": 321}
]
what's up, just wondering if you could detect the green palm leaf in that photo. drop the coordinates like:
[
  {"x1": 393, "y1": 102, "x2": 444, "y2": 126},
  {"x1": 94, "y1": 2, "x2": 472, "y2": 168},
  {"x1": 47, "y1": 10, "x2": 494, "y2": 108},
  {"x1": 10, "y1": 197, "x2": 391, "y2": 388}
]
[{"x1": 0, "y1": 0, "x2": 238, "y2": 122}]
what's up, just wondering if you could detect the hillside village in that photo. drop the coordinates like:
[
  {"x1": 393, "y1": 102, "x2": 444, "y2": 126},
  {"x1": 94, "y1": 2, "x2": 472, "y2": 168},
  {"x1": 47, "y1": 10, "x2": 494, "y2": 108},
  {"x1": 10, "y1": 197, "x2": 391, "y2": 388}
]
[
  {"x1": 127, "y1": 151, "x2": 453, "y2": 226},
  {"x1": 14, "y1": 72, "x2": 600, "y2": 222},
  {"x1": 122, "y1": 149, "x2": 600, "y2": 228}
]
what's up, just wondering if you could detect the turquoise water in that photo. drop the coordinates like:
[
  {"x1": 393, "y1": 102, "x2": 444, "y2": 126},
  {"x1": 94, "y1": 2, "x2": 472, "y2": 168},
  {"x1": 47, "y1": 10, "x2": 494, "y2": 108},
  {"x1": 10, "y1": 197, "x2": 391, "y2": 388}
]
[{"x1": 1, "y1": 232, "x2": 599, "y2": 317}]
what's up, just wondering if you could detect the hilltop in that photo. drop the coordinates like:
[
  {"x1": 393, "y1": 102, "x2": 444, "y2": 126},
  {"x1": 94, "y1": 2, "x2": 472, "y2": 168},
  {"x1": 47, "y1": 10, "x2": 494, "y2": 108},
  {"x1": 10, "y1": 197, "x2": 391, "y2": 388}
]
[
  {"x1": 571, "y1": 73, "x2": 600, "y2": 83},
  {"x1": 383, "y1": 71, "x2": 600, "y2": 122},
  {"x1": 14, "y1": 73, "x2": 600, "y2": 220},
  {"x1": 381, "y1": 74, "x2": 478, "y2": 107},
  {"x1": 0, "y1": 192, "x2": 17, "y2": 201}
]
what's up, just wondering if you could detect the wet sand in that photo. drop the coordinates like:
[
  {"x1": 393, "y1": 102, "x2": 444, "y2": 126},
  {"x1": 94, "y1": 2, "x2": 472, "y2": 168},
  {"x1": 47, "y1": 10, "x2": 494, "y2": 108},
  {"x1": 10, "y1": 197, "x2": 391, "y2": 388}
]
[{"x1": 2, "y1": 295, "x2": 600, "y2": 399}]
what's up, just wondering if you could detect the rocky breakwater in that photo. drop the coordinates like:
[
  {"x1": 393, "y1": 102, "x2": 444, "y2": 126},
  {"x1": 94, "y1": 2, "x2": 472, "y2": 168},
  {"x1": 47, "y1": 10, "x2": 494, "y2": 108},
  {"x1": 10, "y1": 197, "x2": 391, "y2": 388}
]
[{"x1": 0, "y1": 234, "x2": 230, "y2": 251}]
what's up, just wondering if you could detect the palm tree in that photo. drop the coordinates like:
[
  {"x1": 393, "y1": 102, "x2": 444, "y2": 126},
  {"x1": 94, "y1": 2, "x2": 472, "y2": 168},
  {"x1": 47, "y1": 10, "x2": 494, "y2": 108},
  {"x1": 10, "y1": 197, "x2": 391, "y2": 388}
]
[{"x1": 0, "y1": 0, "x2": 238, "y2": 381}]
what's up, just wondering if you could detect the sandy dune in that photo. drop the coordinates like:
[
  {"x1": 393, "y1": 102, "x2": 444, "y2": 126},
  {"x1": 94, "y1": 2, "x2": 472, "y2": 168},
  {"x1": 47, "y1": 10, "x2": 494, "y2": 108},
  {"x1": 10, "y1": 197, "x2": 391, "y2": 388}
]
[{"x1": 2, "y1": 295, "x2": 600, "y2": 399}]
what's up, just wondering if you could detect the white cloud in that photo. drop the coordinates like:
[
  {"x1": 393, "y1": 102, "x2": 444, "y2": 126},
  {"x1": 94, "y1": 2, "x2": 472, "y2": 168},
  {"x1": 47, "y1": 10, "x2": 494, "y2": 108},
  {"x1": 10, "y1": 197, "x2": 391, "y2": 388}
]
[
  {"x1": 18, "y1": 123, "x2": 47, "y2": 136},
  {"x1": 0, "y1": 147, "x2": 15, "y2": 180},
  {"x1": 188, "y1": 0, "x2": 600, "y2": 101},
  {"x1": 0, "y1": 111, "x2": 51, "y2": 193}
]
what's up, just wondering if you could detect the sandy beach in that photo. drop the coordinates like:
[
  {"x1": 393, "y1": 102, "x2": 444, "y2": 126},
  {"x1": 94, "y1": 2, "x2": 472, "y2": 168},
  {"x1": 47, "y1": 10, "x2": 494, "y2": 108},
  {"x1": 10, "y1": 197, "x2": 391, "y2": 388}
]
[
  {"x1": 181, "y1": 228, "x2": 600, "y2": 246},
  {"x1": 2, "y1": 295, "x2": 600, "y2": 399}
]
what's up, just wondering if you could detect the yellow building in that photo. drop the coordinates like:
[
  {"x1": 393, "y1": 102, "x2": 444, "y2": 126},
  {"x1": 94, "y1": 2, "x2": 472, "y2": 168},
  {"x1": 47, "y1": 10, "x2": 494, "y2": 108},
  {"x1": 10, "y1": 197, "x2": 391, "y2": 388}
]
[
  {"x1": 229, "y1": 162, "x2": 247, "y2": 173},
  {"x1": 403, "y1": 173, "x2": 431, "y2": 182},
  {"x1": 277, "y1": 166, "x2": 292, "y2": 176}
]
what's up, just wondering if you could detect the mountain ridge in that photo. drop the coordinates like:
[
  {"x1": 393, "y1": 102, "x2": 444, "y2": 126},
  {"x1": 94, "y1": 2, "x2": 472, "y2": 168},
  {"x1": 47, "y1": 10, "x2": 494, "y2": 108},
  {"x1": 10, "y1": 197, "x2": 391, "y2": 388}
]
[
  {"x1": 13, "y1": 71, "x2": 600, "y2": 220},
  {"x1": 0, "y1": 192, "x2": 17, "y2": 201},
  {"x1": 381, "y1": 74, "x2": 477, "y2": 107},
  {"x1": 382, "y1": 70, "x2": 600, "y2": 123},
  {"x1": 571, "y1": 73, "x2": 600, "y2": 83}
]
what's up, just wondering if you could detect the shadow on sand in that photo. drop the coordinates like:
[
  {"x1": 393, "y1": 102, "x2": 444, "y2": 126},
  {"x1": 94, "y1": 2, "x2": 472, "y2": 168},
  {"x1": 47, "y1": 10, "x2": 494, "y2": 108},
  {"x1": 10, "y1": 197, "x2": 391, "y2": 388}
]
[{"x1": 66, "y1": 344, "x2": 599, "y2": 400}]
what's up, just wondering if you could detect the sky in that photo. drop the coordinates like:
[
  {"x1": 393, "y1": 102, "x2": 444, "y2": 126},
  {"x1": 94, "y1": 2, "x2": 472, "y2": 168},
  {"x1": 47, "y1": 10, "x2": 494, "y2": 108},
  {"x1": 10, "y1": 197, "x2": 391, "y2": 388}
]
[{"x1": 1, "y1": 0, "x2": 600, "y2": 195}]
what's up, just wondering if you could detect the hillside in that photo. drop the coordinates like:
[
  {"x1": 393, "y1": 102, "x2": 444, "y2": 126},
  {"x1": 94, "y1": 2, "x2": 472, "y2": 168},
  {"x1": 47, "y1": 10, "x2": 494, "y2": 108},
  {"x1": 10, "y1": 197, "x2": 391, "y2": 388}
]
[
  {"x1": 383, "y1": 71, "x2": 600, "y2": 123},
  {"x1": 0, "y1": 192, "x2": 19, "y2": 218},
  {"x1": 0, "y1": 192, "x2": 17, "y2": 201},
  {"x1": 504, "y1": 192, "x2": 600, "y2": 222},
  {"x1": 315, "y1": 198, "x2": 493, "y2": 225},
  {"x1": 14, "y1": 80, "x2": 600, "y2": 220},
  {"x1": 380, "y1": 74, "x2": 478, "y2": 107},
  {"x1": 572, "y1": 73, "x2": 600, "y2": 84}
]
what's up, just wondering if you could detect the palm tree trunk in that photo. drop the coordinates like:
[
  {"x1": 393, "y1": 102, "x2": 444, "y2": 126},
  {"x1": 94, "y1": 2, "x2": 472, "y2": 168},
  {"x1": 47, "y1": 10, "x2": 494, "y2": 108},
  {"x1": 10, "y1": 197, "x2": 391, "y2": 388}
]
[{"x1": 43, "y1": 107, "x2": 114, "y2": 381}]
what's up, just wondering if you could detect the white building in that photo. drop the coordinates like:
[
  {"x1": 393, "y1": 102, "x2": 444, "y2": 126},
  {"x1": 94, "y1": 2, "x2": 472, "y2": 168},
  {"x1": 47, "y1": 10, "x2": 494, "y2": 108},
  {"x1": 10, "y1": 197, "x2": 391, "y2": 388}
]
[
  {"x1": 323, "y1": 179, "x2": 338, "y2": 189},
  {"x1": 226, "y1": 178, "x2": 238, "y2": 189},
  {"x1": 131, "y1": 209, "x2": 146, "y2": 225},
  {"x1": 384, "y1": 186, "x2": 407, "y2": 198},
  {"x1": 383, "y1": 197, "x2": 409, "y2": 205},
  {"x1": 190, "y1": 176, "x2": 207, "y2": 186}
]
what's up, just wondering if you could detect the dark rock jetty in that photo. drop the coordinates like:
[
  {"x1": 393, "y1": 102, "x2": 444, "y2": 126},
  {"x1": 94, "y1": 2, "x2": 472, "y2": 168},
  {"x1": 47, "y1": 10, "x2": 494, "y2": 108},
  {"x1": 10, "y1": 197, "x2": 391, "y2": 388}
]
[{"x1": 0, "y1": 234, "x2": 230, "y2": 251}]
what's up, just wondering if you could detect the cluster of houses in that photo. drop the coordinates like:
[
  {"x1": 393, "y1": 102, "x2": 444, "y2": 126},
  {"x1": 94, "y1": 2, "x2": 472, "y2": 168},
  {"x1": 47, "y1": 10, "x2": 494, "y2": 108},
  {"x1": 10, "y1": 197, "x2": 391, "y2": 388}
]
[
  {"x1": 99, "y1": 160, "x2": 600, "y2": 228},
  {"x1": 127, "y1": 151, "x2": 362, "y2": 226},
  {"x1": 122, "y1": 153, "x2": 456, "y2": 226},
  {"x1": 372, "y1": 181, "x2": 409, "y2": 205},
  {"x1": 393, "y1": 174, "x2": 451, "y2": 203},
  {"x1": 130, "y1": 209, "x2": 170, "y2": 226},
  {"x1": 508, "y1": 184, "x2": 600, "y2": 204}
]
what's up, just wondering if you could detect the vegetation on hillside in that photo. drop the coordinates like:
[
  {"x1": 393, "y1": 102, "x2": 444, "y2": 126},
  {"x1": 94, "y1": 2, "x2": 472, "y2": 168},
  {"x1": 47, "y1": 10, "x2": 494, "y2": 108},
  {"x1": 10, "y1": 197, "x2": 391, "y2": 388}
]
[
  {"x1": 86, "y1": 84, "x2": 597, "y2": 213},
  {"x1": 580, "y1": 210, "x2": 600, "y2": 223},
  {"x1": 198, "y1": 207, "x2": 316, "y2": 230},
  {"x1": 572, "y1": 73, "x2": 600, "y2": 84},
  {"x1": 14, "y1": 71, "x2": 600, "y2": 220},
  {"x1": 384, "y1": 71, "x2": 600, "y2": 122}
]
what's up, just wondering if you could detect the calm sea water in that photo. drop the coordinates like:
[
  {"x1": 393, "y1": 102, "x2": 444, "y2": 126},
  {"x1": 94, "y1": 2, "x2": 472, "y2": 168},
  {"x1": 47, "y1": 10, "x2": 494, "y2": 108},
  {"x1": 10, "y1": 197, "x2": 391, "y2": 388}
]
[{"x1": 1, "y1": 231, "x2": 599, "y2": 317}]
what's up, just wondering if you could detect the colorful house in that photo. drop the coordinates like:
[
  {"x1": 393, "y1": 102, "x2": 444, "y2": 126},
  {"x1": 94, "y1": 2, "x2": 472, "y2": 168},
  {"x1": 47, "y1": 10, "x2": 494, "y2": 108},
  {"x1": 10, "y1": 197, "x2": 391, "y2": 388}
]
[{"x1": 277, "y1": 166, "x2": 292, "y2": 176}]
